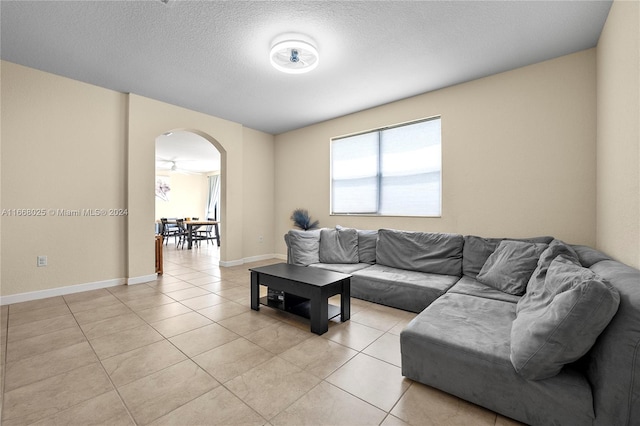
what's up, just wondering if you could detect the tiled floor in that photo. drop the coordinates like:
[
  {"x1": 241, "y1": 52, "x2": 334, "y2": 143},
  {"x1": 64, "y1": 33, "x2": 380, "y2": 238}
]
[{"x1": 0, "y1": 242, "x2": 523, "y2": 425}]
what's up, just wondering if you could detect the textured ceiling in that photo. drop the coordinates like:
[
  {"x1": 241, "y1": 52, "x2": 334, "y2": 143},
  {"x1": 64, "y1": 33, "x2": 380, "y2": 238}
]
[{"x1": 1, "y1": 0, "x2": 612, "y2": 136}]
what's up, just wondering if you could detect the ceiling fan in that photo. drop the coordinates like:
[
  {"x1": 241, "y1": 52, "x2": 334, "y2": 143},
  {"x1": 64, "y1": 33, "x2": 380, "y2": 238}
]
[{"x1": 155, "y1": 158, "x2": 200, "y2": 175}]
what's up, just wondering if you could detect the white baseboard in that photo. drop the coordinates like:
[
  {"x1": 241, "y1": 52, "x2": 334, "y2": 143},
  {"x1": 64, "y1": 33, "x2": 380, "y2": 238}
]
[
  {"x1": 127, "y1": 274, "x2": 158, "y2": 285},
  {"x1": 219, "y1": 259, "x2": 244, "y2": 267},
  {"x1": 0, "y1": 278, "x2": 126, "y2": 306},
  {"x1": 219, "y1": 254, "x2": 286, "y2": 268}
]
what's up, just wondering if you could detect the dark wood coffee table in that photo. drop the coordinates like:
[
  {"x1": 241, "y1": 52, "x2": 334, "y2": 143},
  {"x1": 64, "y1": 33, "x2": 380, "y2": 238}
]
[{"x1": 249, "y1": 263, "x2": 351, "y2": 335}]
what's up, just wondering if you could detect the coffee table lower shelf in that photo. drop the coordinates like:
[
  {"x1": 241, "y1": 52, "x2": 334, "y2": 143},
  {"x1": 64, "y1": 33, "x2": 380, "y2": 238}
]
[{"x1": 259, "y1": 295, "x2": 341, "y2": 321}]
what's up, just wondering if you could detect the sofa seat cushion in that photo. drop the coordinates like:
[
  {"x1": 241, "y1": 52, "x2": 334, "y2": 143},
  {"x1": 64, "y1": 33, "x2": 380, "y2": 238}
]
[
  {"x1": 400, "y1": 293, "x2": 594, "y2": 425},
  {"x1": 448, "y1": 276, "x2": 520, "y2": 303},
  {"x1": 376, "y1": 229, "x2": 463, "y2": 276},
  {"x1": 350, "y1": 264, "x2": 459, "y2": 313},
  {"x1": 308, "y1": 262, "x2": 372, "y2": 274}
]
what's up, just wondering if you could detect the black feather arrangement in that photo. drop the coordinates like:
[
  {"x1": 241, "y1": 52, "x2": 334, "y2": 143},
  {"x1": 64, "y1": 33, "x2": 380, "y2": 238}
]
[{"x1": 290, "y1": 208, "x2": 320, "y2": 230}]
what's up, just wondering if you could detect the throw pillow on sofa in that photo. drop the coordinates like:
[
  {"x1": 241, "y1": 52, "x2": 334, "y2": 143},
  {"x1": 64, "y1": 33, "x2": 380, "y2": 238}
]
[
  {"x1": 462, "y1": 235, "x2": 554, "y2": 278},
  {"x1": 319, "y1": 227, "x2": 359, "y2": 264},
  {"x1": 286, "y1": 229, "x2": 321, "y2": 266},
  {"x1": 476, "y1": 240, "x2": 548, "y2": 295},
  {"x1": 510, "y1": 255, "x2": 620, "y2": 380},
  {"x1": 517, "y1": 239, "x2": 580, "y2": 315}
]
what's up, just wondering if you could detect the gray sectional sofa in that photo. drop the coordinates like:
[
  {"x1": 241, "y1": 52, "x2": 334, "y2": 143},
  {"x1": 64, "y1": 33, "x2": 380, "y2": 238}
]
[{"x1": 284, "y1": 227, "x2": 640, "y2": 426}]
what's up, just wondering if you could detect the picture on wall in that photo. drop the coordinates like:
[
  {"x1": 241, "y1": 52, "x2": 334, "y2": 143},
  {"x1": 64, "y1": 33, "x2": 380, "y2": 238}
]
[{"x1": 155, "y1": 176, "x2": 171, "y2": 202}]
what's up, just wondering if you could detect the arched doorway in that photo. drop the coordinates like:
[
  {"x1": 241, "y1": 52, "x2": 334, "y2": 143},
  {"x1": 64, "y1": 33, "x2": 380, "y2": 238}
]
[{"x1": 154, "y1": 130, "x2": 225, "y2": 257}]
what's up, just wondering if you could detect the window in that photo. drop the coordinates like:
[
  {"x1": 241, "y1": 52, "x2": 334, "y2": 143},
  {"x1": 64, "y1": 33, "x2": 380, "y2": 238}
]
[{"x1": 331, "y1": 117, "x2": 441, "y2": 217}]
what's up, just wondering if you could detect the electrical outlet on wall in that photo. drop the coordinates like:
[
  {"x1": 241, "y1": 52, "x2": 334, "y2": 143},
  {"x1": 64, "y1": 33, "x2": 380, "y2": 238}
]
[
  {"x1": 37, "y1": 255, "x2": 47, "y2": 267},
  {"x1": 258, "y1": 235, "x2": 264, "y2": 244}
]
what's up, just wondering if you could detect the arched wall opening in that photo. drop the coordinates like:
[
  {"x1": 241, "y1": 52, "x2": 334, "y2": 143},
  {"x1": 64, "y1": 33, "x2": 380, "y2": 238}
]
[{"x1": 127, "y1": 93, "x2": 243, "y2": 283}]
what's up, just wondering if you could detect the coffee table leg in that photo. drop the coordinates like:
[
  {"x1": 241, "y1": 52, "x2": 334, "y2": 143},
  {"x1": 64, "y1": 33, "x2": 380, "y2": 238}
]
[
  {"x1": 310, "y1": 291, "x2": 329, "y2": 335},
  {"x1": 250, "y1": 271, "x2": 259, "y2": 311},
  {"x1": 341, "y1": 278, "x2": 351, "y2": 321}
]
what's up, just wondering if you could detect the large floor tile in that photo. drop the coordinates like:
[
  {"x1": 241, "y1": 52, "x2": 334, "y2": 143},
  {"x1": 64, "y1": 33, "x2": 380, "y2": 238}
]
[
  {"x1": 193, "y1": 338, "x2": 274, "y2": 383},
  {"x1": 225, "y1": 356, "x2": 321, "y2": 420},
  {"x1": 89, "y1": 324, "x2": 164, "y2": 360},
  {"x1": 8, "y1": 304, "x2": 71, "y2": 327},
  {"x1": 117, "y1": 359, "x2": 219, "y2": 425},
  {"x1": 63, "y1": 288, "x2": 113, "y2": 304},
  {"x1": 380, "y1": 414, "x2": 411, "y2": 425},
  {"x1": 66, "y1": 294, "x2": 122, "y2": 314},
  {"x1": 326, "y1": 353, "x2": 411, "y2": 411},
  {"x1": 6, "y1": 325, "x2": 86, "y2": 363},
  {"x1": 80, "y1": 312, "x2": 146, "y2": 340},
  {"x1": 30, "y1": 390, "x2": 134, "y2": 426},
  {"x1": 151, "y1": 280, "x2": 197, "y2": 294},
  {"x1": 322, "y1": 320, "x2": 385, "y2": 351},
  {"x1": 123, "y1": 294, "x2": 176, "y2": 312},
  {"x1": 150, "y1": 311, "x2": 212, "y2": 338},
  {"x1": 198, "y1": 301, "x2": 250, "y2": 321},
  {"x1": 185, "y1": 275, "x2": 222, "y2": 287},
  {"x1": 390, "y1": 381, "x2": 497, "y2": 425},
  {"x1": 245, "y1": 321, "x2": 312, "y2": 354},
  {"x1": 4, "y1": 341, "x2": 98, "y2": 391},
  {"x1": 216, "y1": 286, "x2": 251, "y2": 303},
  {"x1": 169, "y1": 323, "x2": 239, "y2": 357},
  {"x1": 7, "y1": 296, "x2": 66, "y2": 314},
  {"x1": 362, "y1": 332, "x2": 402, "y2": 367},
  {"x1": 7, "y1": 314, "x2": 77, "y2": 343},
  {"x1": 165, "y1": 286, "x2": 211, "y2": 301},
  {"x1": 271, "y1": 381, "x2": 386, "y2": 426},
  {"x1": 101, "y1": 339, "x2": 187, "y2": 387},
  {"x1": 179, "y1": 293, "x2": 225, "y2": 310},
  {"x1": 350, "y1": 307, "x2": 405, "y2": 332},
  {"x1": 149, "y1": 386, "x2": 265, "y2": 426},
  {"x1": 135, "y1": 301, "x2": 192, "y2": 323},
  {"x1": 2, "y1": 363, "x2": 114, "y2": 425},
  {"x1": 109, "y1": 285, "x2": 160, "y2": 302},
  {"x1": 72, "y1": 302, "x2": 133, "y2": 326},
  {"x1": 170, "y1": 271, "x2": 212, "y2": 281},
  {"x1": 279, "y1": 335, "x2": 358, "y2": 379},
  {"x1": 217, "y1": 310, "x2": 279, "y2": 336}
]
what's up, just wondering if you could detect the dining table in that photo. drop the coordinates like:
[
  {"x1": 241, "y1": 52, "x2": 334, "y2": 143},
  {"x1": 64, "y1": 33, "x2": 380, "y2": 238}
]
[
  {"x1": 158, "y1": 219, "x2": 220, "y2": 249},
  {"x1": 183, "y1": 220, "x2": 220, "y2": 249}
]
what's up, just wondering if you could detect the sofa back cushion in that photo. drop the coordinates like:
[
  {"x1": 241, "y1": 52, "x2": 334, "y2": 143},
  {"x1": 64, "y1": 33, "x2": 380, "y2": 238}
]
[
  {"x1": 462, "y1": 235, "x2": 554, "y2": 278},
  {"x1": 285, "y1": 229, "x2": 321, "y2": 266},
  {"x1": 511, "y1": 255, "x2": 620, "y2": 380},
  {"x1": 319, "y1": 227, "x2": 359, "y2": 264},
  {"x1": 376, "y1": 229, "x2": 463, "y2": 276},
  {"x1": 357, "y1": 229, "x2": 378, "y2": 264}
]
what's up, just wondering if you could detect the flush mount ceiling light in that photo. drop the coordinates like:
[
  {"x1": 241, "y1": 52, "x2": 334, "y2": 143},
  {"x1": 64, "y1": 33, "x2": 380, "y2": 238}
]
[{"x1": 270, "y1": 39, "x2": 319, "y2": 74}]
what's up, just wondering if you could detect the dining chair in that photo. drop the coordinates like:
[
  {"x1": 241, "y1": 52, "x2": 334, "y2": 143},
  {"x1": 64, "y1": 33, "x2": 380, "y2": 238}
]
[
  {"x1": 160, "y1": 218, "x2": 180, "y2": 245},
  {"x1": 175, "y1": 219, "x2": 188, "y2": 249}
]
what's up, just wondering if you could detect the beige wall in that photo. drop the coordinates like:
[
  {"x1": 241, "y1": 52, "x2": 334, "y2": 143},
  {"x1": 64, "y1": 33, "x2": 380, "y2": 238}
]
[
  {"x1": 242, "y1": 127, "x2": 276, "y2": 259},
  {"x1": 154, "y1": 172, "x2": 209, "y2": 221},
  {"x1": 1, "y1": 62, "x2": 276, "y2": 299},
  {"x1": 596, "y1": 0, "x2": 640, "y2": 269},
  {"x1": 1, "y1": 61, "x2": 128, "y2": 296},
  {"x1": 275, "y1": 49, "x2": 597, "y2": 255}
]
